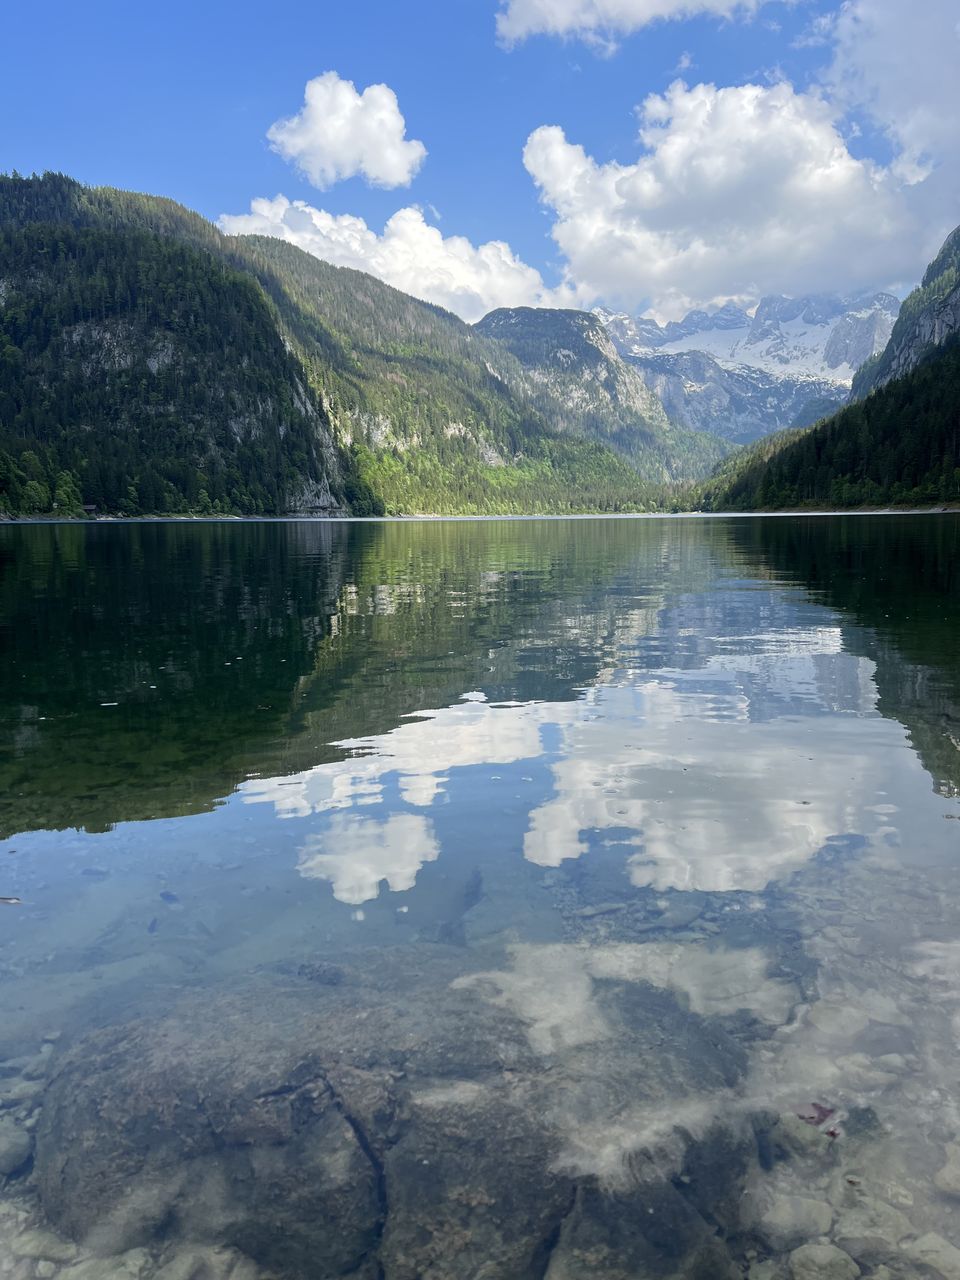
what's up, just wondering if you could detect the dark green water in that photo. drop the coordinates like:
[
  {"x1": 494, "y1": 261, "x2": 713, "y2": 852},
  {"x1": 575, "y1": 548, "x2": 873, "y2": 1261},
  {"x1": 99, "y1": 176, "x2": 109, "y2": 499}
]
[{"x1": 0, "y1": 515, "x2": 958, "y2": 1280}]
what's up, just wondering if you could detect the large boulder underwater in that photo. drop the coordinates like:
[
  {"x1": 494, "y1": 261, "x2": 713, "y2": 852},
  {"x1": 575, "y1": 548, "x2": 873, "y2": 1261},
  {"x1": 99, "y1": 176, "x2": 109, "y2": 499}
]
[{"x1": 33, "y1": 943, "x2": 774, "y2": 1280}]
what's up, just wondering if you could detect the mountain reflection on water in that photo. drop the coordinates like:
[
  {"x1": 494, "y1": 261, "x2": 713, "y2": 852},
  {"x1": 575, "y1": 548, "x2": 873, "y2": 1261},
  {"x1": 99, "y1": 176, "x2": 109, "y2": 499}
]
[{"x1": 0, "y1": 515, "x2": 958, "y2": 1280}]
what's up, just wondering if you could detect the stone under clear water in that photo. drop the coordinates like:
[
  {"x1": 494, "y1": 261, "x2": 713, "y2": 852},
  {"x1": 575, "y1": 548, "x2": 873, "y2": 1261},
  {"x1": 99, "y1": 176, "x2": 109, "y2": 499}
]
[{"x1": 0, "y1": 514, "x2": 958, "y2": 1280}]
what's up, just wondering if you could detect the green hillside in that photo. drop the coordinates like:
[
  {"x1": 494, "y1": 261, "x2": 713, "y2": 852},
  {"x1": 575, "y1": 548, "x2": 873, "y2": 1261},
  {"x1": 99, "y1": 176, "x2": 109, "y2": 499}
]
[
  {"x1": 0, "y1": 172, "x2": 696, "y2": 517},
  {"x1": 0, "y1": 189, "x2": 363, "y2": 517}
]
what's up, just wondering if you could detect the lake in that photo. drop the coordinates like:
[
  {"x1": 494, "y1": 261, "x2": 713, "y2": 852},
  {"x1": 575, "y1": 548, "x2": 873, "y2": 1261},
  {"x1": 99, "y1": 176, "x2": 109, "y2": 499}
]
[{"x1": 0, "y1": 514, "x2": 958, "y2": 1280}]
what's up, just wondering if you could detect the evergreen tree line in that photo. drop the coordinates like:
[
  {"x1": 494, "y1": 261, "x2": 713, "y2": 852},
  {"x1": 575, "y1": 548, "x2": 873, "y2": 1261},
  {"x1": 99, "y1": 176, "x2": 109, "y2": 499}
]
[
  {"x1": 0, "y1": 201, "x2": 384, "y2": 517},
  {"x1": 703, "y1": 336, "x2": 960, "y2": 511}
]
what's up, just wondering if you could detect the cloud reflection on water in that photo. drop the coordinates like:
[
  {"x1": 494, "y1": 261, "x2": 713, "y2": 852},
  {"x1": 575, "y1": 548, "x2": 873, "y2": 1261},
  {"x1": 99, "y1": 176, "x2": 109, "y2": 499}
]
[
  {"x1": 241, "y1": 624, "x2": 895, "y2": 903},
  {"x1": 525, "y1": 678, "x2": 881, "y2": 892},
  {"x1": 297, "y1": 812, "x2": 440, "y2": 905}
]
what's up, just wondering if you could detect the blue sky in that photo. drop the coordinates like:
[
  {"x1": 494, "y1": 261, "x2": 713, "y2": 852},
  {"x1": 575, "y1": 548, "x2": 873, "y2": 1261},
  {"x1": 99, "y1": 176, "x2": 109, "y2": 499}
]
[{"x1": 4, "y1": 0, "x2": 959, "y2": 321}]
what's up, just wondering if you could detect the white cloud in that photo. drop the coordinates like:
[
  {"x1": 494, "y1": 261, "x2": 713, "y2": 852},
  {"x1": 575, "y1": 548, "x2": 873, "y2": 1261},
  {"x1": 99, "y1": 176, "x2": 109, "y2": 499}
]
[
  {"x1": 219, "y1": 195, "x2": 572, "y2": 322},
  {"x1": 824, "y1": 0, "x2": 960, "y2": 191},
  {"x1": 523, "y1": 78, "x2": 925, "y2": 318},
  {"x1": 217, "y1": 6, "x2": 958, "y2": 324},
  {"x1": 512, "y1": 1, "x2": 960, "y2": 316},
  {"x1": 496, "y1": 0, "x2": 763, "y2": 45},
  {"x1": 267, "y1": 71, "x2": 426, "y2": 190}
]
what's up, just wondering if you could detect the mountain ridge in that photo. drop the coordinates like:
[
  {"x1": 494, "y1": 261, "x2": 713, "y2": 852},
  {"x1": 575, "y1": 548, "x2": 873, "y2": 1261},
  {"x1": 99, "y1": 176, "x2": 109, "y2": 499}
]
[
  {"x1": 0, "y1": 172, "x2": 716, "y2": 517},
  {"x1": 473, "y1": 305, "x2": 729, "y2": 479},
  {"x1": 597, "y1": 291, "x2": 898, "y2": 443},
  {"x1": 852, "y1": 226, "x2": 960, "y2": 398},
  {"x1": 700, "y1": 223, "x2": 960, "y2": 512}
]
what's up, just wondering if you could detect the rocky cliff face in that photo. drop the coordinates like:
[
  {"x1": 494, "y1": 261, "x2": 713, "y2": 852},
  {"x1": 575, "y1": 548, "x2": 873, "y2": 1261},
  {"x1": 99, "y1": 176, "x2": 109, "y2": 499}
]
[
  {"x1": 622, "y1": 349, "x2": 846, "y2": 444},
  {"x1": 597, "y1": 293, "x2": 898, "y2": 443},
  {"x1": 0, "y1": 178, "x2": 355, "y2": 518},
  {"x1": 476, "y1": 307, "x2": 674, "y2": 434},
  {"x1": 474, "y1": 307, "x2": 730, "y2": 479},
  {"x1": 852, "y1": 225, "x2": 960, "y2": 398}
]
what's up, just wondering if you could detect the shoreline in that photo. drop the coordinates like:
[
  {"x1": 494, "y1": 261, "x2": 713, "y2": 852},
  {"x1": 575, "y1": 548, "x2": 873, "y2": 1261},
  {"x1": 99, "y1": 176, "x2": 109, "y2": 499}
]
[{"x1": 1, "y1": 505, "x2": 959, "y2": 526}]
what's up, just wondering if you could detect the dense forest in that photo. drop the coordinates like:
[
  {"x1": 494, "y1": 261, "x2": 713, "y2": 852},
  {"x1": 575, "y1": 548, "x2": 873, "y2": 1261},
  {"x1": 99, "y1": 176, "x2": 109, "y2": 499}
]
[
  {"x1": 0, "y1": 172, "x2": 698, "y2": 517},
  {"x1": 0, "y1": 175, "x2": 384, "y2": 517},
  {"x1": 702, "y1": 336, "x2": 960, "y2": 510},
  {"x1": 0, "y1": 220, "x2": 378, "y2": 517}
]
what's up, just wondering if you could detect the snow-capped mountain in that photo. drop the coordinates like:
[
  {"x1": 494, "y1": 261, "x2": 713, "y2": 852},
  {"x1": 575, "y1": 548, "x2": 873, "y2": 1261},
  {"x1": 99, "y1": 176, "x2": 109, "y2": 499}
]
[{"x1": 597, "y1": 293, "x2": 899, "y2": 443}]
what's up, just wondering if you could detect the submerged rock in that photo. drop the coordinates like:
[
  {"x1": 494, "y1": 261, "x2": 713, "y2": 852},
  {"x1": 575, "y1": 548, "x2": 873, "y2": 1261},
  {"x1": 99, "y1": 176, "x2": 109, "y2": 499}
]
[
  {"x1": 832, "y1": 1196, "x2": 913, "y2": 1262},
  {"x1": 11, "y1": 1226, "x2": 79, "y2": 1262},
  {"x1": 934, "y1": 1143, "x2": 960, "y2": 1197},
  {"x1": 35, "y1": 1000, "x2": 384, "y2": 1272},
  {"x1": 0, "y1": 1115, "x2": 33, "y2": 1175},
  {"x1": 153, "y1": 1246, "x2": 256, "y2": 1280},
  {"x1": 32, "y1": 947, "x2": 786, "y2": 1279},
  {"x1": 904, "y1": 1233, "x2": 960, "y2": 1280},
  {"x1": 543, "y1": 1177, "x2": 743, "y2": 1280},
  {"x1": 789, "y1": 1243, "x2": 860, "y2": 1280},
  {"x1": 758, "y1": 1196, "x2": 833, "y2": 1252},
  {"x1": 59, "y1": 1250, "x2": 151, "y2": 1280}
]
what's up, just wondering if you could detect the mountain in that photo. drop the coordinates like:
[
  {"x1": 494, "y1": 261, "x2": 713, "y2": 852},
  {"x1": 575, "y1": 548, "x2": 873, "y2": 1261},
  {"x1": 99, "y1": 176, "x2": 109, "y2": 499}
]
[
  {"x1": 229, "y1": 237, "x2": 665, "y2": 513},
  {"x1": 473, "y1": 306, "x2": 729, "y2": 479},
  {"x1": 623, "y1": 350, "x2": 846, "y2": 444},
  {"x1": 0, "y1": 173, "x2": 691, "y2": 518},
  {"x1": 700, "y1": 225, "x2": 960, "y2": 511},
  {"x1": 0, "y1": 186, "x2": 362, "y2": 518},
  {"x1": 597, "y1": 292, "x2": 898, "y2": 443},
  {"x1": 852, "y1": 225, "x2": 960, "y2": 398}
]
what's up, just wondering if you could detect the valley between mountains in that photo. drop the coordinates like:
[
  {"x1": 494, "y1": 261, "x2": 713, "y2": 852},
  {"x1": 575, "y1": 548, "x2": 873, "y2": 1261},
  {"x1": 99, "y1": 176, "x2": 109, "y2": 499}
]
[{"x1": 0, "y1": 173, "x2": 958, "y2": 518}]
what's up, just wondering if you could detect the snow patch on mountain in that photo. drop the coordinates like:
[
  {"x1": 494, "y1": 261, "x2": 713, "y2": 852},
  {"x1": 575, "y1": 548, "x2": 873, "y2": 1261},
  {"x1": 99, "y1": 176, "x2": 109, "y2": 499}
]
[{"x1": 596, "y1": 293, "x2": 899, "y2": 443}]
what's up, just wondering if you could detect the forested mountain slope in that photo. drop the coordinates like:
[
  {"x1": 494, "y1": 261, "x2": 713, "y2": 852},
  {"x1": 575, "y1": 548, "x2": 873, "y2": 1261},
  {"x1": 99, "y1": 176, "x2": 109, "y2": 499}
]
[
  {"x1": 0, "y1": 190, "x2": 360, "y2": 517},
  {"x1": 220, "y1": 237, "x2": 701, "y2": 510},
  {"x1": 0, "y1": 173, "x2": 705, "y2": 516}
]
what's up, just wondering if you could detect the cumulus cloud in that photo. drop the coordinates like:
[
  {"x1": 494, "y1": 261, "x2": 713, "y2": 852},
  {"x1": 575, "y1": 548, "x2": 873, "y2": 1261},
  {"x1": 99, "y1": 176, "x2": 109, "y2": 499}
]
[
  {"x1": 267, "y1": 71, "x2": 426, "y2": 189},
  {"x1": 219, "y1": 195, "x2": 571, "y2": 322},
  {"x1": 824, "y1": 0, "x2": 960, "y2": 191},
  {"x1": 511, "y1": 1, "x2": 960, "y2": 315},
  {"x1": 496, "y1": 0, "x2": 763, "y2": 45},
  {"x1": 523, "y1": 78, "x2": 924, "y2": 318},
  {"x1": 218, "y1": 5, "x2": 958, "y2": 326}
]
